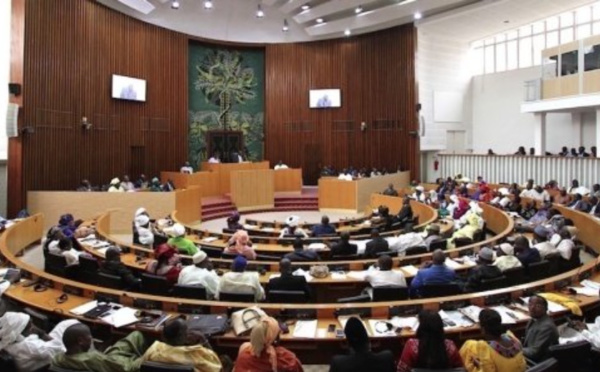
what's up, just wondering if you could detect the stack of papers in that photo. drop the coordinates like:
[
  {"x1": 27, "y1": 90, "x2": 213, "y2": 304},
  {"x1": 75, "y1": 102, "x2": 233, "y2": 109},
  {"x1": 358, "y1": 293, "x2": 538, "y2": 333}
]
[
  {"x1": 390, "y1": 316, "x2": 419, "y2": 331},
  {"x1": 459, "y1": 305, "x2": 483, "y2": 323},
  {"x1": 70, "y1": 301, "x2": 99, "y2": 316},
  {"x1": 292, "y1": 320, "x2": 318, "y2": 338},
  {"x1": 101, "y1": 307, "x2": 139, "y2": 328},
  {"x1": 439, "y1": 310, "x2": 475, "y2": 329},
  {"x1": 570, "y1": 280, "x2": 600, "y2": 296},
  {"x1": 261, "y1": 227, "x2": 275, "y2": 232},
  {"x1": 491, "y1": 305, "x2": 530, "y2": 324},
  {"x1": 292, "y1": 268, "x2": 314, "y2": 282},
  {"x1": 520, "y1": 297, "x2": 568, "y2": 313},
  {"x1": 331, "y1": 272, "x2": 347, "y2": 280},
  {"x1": 444, "y1": 258, "x2": 462, "y2": 270},
  {"x1": 307, "y1": 243, "x2": 326, "y2": 250},
  {"x1": 347, "y1": 271, "x2": 368, "y2": 281},
  {"x1": 202, "y1": 237, "x2": 218, "y2": 243},
  {"x1": 400, "y1": 265, "x2": 418, "y2": 276}
]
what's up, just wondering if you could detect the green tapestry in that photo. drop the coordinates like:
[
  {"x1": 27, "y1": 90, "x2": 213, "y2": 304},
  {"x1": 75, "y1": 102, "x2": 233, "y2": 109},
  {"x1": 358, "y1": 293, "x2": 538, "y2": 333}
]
[{"x1": 188, "y1": 43, "x2": 265, "y2": 168}]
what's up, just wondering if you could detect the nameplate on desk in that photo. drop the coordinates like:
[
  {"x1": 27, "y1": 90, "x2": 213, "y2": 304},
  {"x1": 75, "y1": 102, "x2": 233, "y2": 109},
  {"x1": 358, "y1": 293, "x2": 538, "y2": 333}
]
[
  {"x1": 440, "y1": 300, "x2": 471, "y2": 311},
  {"x1": 133, "y1": 299, "x2": 162, "y2": 310},
  {"x1": 484, "y1": 293, "x2": 511, "y2": 306},
  {"x1": 330, "y1": 264, "x2": 350, "y2": 272},
  {"x1": 389, "y1": 305, "x2": 422, "y2": 317},
  {"x1": 95, "y1": 293, "x2": 120, "y2": 304},
  {"x1": 279, "y1": 309, "x2": 317, "y2": 320},
  {"x1": 177, "y1": 304, "x2": 209, "y2": 315},
  {"x1": 335, "y1": 307, "x2": 371, "y2": 318},
  {"x1": 62, "y1": 285, "x2": 83, "y2": 297}
]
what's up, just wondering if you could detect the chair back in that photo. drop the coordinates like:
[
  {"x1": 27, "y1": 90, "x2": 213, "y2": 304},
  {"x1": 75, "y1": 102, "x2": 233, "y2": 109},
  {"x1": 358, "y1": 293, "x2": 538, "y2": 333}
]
[
  {"x1": 141, "y1": 273, "x2": 171, "y2": 296},
  {"x1": 200, "y1": 245, "x2": 223, "y2": 258},
  {"x1": 405, "y1": 245, "x2": 427, "y2": 256},
  {"x1": 336, "y1": 294, "x2": 371, "y2": 303},
  {"x1": 420, "y1": 283, "x2": 462, "y2": 298},
  {"x1": 256, "y1": 254, "x2": 281, "y2": 261},
  {"x1": 78, "y1": 255, "x2": 100, "y2": 284},
  {"x1": 372, "y1": 286, "x2": 409, "y2": 301},
  {"x1": 480, "y1": 275, "x2": 508, "y2": 290},
  {"x1": 454, "y1": 237, "x2": 473, "y2": 247},
  {"x1": 527, "y1": 260, "x2": 550, "y2": 281},
  {"x1": 221, "y1": 252, "x2": 239, "y2": 260},
  {"x1": 503, "y1": 266, "x2": 525, "y2": 286},
  {"x1": 429, "y1": 239, "x2": 447, "y2": 251},
  {"x1": 219, "y1": 291, "x2": 255, "y2": 303},
  {"x1": 548, "y1": 340, "x2": 591, "y2": 371},
  {"x1": 24, "y1": 307, "x2": 50, "y2": 331},
  {"x1": 376, "y1": 250, "x2": 399, "y2": 258},
  {"x1": 268, "y1": 290, "x2": 308, "y2": 304},
  {"x1": 45, "y1": 253, "x2": 67, "y2": 276},
  {"x1": 172, "y1": 284, "x2": 207, "y2": 300},
  {"x1": 525, "y1": 358, "x2": 559, "y2": 372},
  {"x1": 330, "y1": 254, "x2": 359, "y2": 261},
  {"x1": 140, "y1": 361, "x2": 194, "y2": 372},
  {"x1": 97, "y1": 272, "x2": 124, "y2": 289}
]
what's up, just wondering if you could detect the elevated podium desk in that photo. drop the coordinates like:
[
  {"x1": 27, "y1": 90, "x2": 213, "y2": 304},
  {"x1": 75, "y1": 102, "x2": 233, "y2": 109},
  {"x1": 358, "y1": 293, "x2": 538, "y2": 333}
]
[
  {"x1": 231, "y1": 169, "x2": 275, "y2": 212},
  {"x1": 159, "y1": 171, "x2": 220, "y2": 197},
  {"x1": 273, "y1": 168, "x2": 302, "y2": 193},
  {"x1": 318, "y1": 171, "x2": 410, "y2": 212},
  {"x1": 200, "y1": 161, "x2": 270, "y2": 194}
]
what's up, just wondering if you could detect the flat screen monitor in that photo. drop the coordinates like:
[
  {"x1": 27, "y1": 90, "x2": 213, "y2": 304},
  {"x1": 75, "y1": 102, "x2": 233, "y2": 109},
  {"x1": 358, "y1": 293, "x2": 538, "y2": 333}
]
[
  {"x1": 112, "y1": 74, "x2": 147, "y2": 102},
  {"x1": 309, "y1": 89, "x2": 341, "y2": 108}
]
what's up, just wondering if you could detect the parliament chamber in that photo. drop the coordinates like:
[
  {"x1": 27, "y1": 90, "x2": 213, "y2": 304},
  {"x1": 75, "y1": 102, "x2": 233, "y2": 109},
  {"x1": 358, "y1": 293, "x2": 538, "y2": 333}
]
[{"x1": 4, "y1": 0, "x2": 600, "y2": 371}]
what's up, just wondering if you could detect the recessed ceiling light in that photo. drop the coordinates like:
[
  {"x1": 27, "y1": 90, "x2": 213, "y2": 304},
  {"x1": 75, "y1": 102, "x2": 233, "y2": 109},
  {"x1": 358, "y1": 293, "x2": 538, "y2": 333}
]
[
  {"x1": 504, "y1": 20, "x2": 510, "y2": 24},
  {"x1": 256, "y1": 4, "x2": 264, "y2": 18},
  {"x1": 283, "y1": 19, "x2": 289, "y2": 32},
  {"x1": 203, "y1": 0, "x2": 213, "y2": 10},
  {"x1": 316, "y1": 18, "x2": 323, "y2": 23},
  {"x1": 344, "y1": 29, "x2": 351, "y2": 36},
  {"x1": 414, "y1": 12, "x2": 422, "y2": 20},
  {"x1": 301, "y1": 4, "x2": 310, "y2": 11},
  {"x1": 171, "y1": 0, "x2": 179, "y2": 10},
  {"x1": 355, "y1": 6, "x2": 363, "y2": 14}
]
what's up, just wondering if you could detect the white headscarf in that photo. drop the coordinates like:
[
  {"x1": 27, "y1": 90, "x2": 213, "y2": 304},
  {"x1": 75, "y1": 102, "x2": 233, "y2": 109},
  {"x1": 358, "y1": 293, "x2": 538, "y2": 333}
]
[
  {"x1": 134, "y1": 208, "x2": 147, "y2": 218},
  {"x1": 0, "y1": 312, "x2": 30, "y2": 351}
]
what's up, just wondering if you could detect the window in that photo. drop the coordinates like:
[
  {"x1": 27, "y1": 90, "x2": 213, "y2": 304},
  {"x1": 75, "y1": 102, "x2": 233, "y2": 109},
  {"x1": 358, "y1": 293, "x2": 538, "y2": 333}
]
[
  {"x1": 507, "y1": 40, "x2": 518, "y2": 70},
  {"x1": 561, "y1": 51, "x2": 579, "y2": 75},
  {"x1": 584, "y1": 45, "x2": 600, "y2": 71},
  {"x1": 533, "y1": 34, "x2": 545, "y2": 65},
  {"x1": 560, "y1": 27, "x2": 574, "y2": 43},
  {"x1": 485, "y1": 45, "x2": 495, "y2": 73},
  {"x1": 519, "y1": 37, "x2": 533, "y2": 68},
  {"x1": 496, "y1": 42, "x2": 507, "y2": 72}
]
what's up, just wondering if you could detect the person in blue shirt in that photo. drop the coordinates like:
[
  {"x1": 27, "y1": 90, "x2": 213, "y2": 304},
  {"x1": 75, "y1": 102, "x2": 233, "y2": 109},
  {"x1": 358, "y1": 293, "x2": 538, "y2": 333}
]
[
  {"x1": 311, "y1": 216, "x2": 336, "y2": 237},
  {"x1": 410, "y1": 249, "x2": 457, "y2": 297}
]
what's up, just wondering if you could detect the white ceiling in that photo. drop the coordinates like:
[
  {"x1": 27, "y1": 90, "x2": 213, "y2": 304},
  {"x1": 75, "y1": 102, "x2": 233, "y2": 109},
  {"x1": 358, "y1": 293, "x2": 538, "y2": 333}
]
[
  {"x1": 96, "y1": 0, "x2": 480, "y2": 43},
  {"x1": 418, "y1": 0, "x2": 599, "y2": 43}
]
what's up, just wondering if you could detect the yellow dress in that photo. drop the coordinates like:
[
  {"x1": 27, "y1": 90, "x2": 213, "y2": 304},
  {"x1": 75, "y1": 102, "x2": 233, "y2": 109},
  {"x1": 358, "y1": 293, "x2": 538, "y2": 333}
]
[
  {"x1": 459, "y1": 335, "x2": 527, "y2": 372},
  {"x1": 142, "y1": 341, "x2": 222, "y2": 372}
]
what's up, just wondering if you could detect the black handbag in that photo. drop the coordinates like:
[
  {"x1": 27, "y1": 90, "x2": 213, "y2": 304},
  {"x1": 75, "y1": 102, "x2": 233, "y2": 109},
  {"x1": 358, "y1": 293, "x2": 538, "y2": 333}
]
[{"x1": 187, "y1": 314, "x2": 230, "y2": 337}]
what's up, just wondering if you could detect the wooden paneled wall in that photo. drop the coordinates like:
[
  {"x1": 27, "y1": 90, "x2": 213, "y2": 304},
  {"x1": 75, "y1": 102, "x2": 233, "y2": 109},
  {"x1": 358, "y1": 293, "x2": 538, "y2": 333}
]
[
  {"x1": 18, "y1": 0, "x2": 188, "y2": 199},
  {"x1": 264, "y1": 25, "x2": 419, "y2": 185}
]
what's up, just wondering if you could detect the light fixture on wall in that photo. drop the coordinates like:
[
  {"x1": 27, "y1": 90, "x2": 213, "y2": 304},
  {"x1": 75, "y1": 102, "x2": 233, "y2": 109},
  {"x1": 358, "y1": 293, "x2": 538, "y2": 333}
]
[
  {"x1": 301, "y1": 4, "x2": 310, "y2": 11},
  {"x1": 282, "y1": 19, "x2": 289, "y2": 32},
  {"x1": 170, "y1": 0, "x2": 180, "y2": 10},
  {"x1": 316, "y1": 18, "x2": 324, "y2": 24},
  {"x1": 344, "y1": 29, "x2": 351, "y2": 36},
  {"x1": 355, "y1": 5, "x2": 363, "y2": 14},
  {"x1": 256, "y1": 4, "x2": 264, "y2": 18},
  {"x1": 414, "y1": 12, "x2": 422, "y2": 20},
  {"x1": 81, "y1": 116, "x2": 92, "y2": 130},
  {"x1": 203, "y1": 0, "x2": 213, "y2": 10}
]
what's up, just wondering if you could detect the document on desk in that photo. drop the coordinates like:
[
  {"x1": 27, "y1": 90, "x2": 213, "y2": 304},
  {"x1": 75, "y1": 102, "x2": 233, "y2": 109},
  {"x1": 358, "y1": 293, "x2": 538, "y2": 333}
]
[
  {"x1": 459, "y1": 305, "x2": 483, "y2": 323},
  {"x1": 292, "y1": 320, "x2": 318, "y2": 338},
  {"x1": 492, "y1": 305, "x2": 530, "y2": 324},
  {"x1": 69, "y1": 300, "x2": 99, "y2": 316},
  {"x1": 97, "y1": 247, "x2": 109, "y2": 256},
  {"x1": 568, "y1": 286, "x2": 599, "y2": 297},
  {"x1": 101, "y1": 307, "x2": 139, "y2": 328},
  {"x1": 292, "y1": 268, "x2": 314, "y2": 282},
  {"x1": 347, "y1": 271, "x2": 368, "y2": 281},
  {"x1": 390, "y1": 316, "x2": 419, "y2": 332},
  {"x1": 520, "y1": 297, "x2": 567, "y2": 313},
  {"x1": 580, "y1": 280, "x2": 600, "y2": 292},
  {"x1": 331, "y1": 272, "x2": 347, "y2": 280},
  {"x1": 202, "y1": 237, "x2": 218, "y2": 243},
  {"x1": 444, "y1": 258, "x2": 462, "y2": 270},
  {"x1": 307, "y1": 243, "x2": 326, "y2": 250},
  {"x1": 400, "y1": 265, "x2": 418, "y2": 276},
  {"x1": 439, "y1": 310, "x2": 475, "y2": 329}
]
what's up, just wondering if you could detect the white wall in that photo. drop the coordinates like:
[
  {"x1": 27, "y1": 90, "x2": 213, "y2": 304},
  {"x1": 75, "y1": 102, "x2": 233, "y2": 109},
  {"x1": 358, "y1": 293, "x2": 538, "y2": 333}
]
[{"x1": 472, "y1": 67, "x2": 596, "y2": 155}]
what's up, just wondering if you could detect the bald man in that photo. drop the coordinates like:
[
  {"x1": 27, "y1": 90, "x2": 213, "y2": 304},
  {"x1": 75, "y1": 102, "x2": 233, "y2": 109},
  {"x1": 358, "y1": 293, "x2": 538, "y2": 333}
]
[
  {"x1": 266, "y1": 258, "x2": 311, "y2": 299},
  {"x1": 52, "y1": 323, "x2": 147, "y2": 372},
  {"x1": 410, "y1": 249, "x2": 458, "y2": 296}
]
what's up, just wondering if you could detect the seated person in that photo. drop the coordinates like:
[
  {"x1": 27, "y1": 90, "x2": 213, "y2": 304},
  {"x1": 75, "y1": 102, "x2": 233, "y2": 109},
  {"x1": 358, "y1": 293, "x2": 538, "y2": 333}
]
[
  {"x1": 311, "y1": 215, "x2": 336, "y2": 237},
  {"x1": 410, "y1": 249, "x2": 457, "y2": 296},
  {"x1": 422, "y1": 224, "x2": 442, "y2": 250},
  {"x1": 107, "y1": 177, "x2": 124, "y2": 192},
  {"x1": 569, "y1": 193, "x2": 590, "y2": 212},
  {"x1": 142, "y1": 318, "x2": 221, "y2": 372},
  {"x1": 226, "y1": 212, "x2": 243, "y2": 231},
  {"x1": 0, "y1": 312, "x2": 79, "y2": 371},
  {"x1": 134, "y1": 214, "x2": 154, "y2": 246},
  {"x1": 330, "y1": 317, "x2": 395, "y2": 372},
  {"x1": 550, "y1": 227, "x2": 575, "y2": 261},
  {"x1": 448, "y1": 213, "x2": 480, "y2": 249},
  {"x1": 120, "y1": 175, "x2": 135, "y2": 191},
  {"x1": 162, "y1": 179, "x2": 176, "y2": 192},
  {"x1": 493, "y1": 243, "x2": 523, "y2": 272},
  {"x1": 382, "y1": 183, "x2": 399, "y2": 196},
  {"x1": 76, "y1": 179, "x2": 93, "y2": 192},
  {"x1": 531, "y1": 225, "x2": 556, "y2": 259},
  {"x1": 560, "y1": 315, "x2": 600, "y2": 349},
  {"x1": 266, "y1": 258, "x2": 311, "y2": 299},
  {"x1": 514, "y1": 236, "x2": 541, "y2": 267},
  {"x1": 283, "y1": 238, "x2": 320, "y2": 262},
  {"x1": 52, "y1": 323, "x2": 147, "y2": 372},
  {"x1": 365, "y1": 255, "x2": 406, "y2": 297},
  {"x1": 394, "y1": 196, "x2": 414, "y2": 226},
  {"x1": 279, "y1": 215, "x2": 309, "y2": 238},
  {"x1": 460, "y1": 309, "x2": 526, "y2": 372},
  {"x1": 100, "y1": 247, "x2": 140, "y2": 290},
  {"x1": 554, "y1": 188, "x2": 570, "y2": 205},
  {"x1": 166, "y1": 223, "x2": 198, "y2": 256},
  {"x1": 135, "y1": 174, "x2": 149, "y2": 189},
  {"x1": 55, "y1": 238, "x2": 82, "y2": 266},
  {"x1": 567, "y1": 179, "x2": 589, "y2": 196},
  {"x1": 412, "y1": 186, "x2": 426, "y2": 202},
  {"x1": 208, "y1": 152, "x2": 220, "y2": 164},
  {"x1": 217, "y1": 256, "x2": 265, "y2": 301},
  {"x1": 588, "y1": 196, "x2": 600, "y2": 217},
  {"x1": 180, "y1": 161, "x2": 194, "y2": 174},
  {"x1": 463, "y1": 247, "x2": 502, "y2": 292},
  {"x1": 364, "y1": 229, "x2": 389, "y2": 258},
  {"x1": 490, "y1": 188, "x2": 511, "y2": 208},
  {"x1": 234, "y1": 316, "x2": 303, "y2": 372},
  {"x1": 145, "y1": 244, "x2": 182, "y2": 284},
  {"x1": 523, "y1": 295, "x2": 559, "y2": 362},
  {"x1": 149, "y1": 177, "x2": 163, "y2": 192},
  {"x1": 57, "y1": 213, "x2": 79, "y2": 238},
  {"x1": 177, "y1": 251, "x2": 220, "y2": 299},
  {"x1": 224, "y1": 230, "x2": 257, "y2": 260},
  {"x1": 519, "y1": 201, "x2": 537, "y2": 220},
  {"x1": 446, "y1": 194, "x2": 459, "y2": 216},
  {"x1": 329, "y1": 232, "x2": 358, "y2": 258},
  {"x1": 397, "y1": 310, "x2": 463, "y2": 372},
  {"x1": 529, "y1": 185, "x2": 550, "y2": 202},
  {"x1": 453, "y1": 199, "x2": 471, "y2": 220},
  {"x1": 274, "y1": 160, "x2": 289, "y2": 170}
]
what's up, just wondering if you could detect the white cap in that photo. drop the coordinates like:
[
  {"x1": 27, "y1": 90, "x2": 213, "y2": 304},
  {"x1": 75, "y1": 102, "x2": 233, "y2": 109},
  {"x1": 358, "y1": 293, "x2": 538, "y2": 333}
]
[
  {"x1": 498, "y1": 243, "x2": 514, "y2": 256},
  {"x1": 285, "y1": 215, "x2": 300, "y2": 227},
  {"x1": 110, "y1": 178, "x2": 120, "y2": 185},
  {"x1": 192, "y1": 250, "x2": 207, "y2": 264},
  {"x1": 135, "y1": 214, "x2": 149, "y2": 226},
  {"x1": 167, "y1": 223, "x2": 186, "y2": 237},
  {"x1": 416, "y1": 186, "x2": 425, "y2": 192}
]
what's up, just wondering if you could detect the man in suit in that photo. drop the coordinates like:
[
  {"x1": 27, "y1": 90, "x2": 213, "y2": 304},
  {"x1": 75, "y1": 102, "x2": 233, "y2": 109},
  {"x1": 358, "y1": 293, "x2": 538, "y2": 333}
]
[
  {"x1": 284, "y1": 238, "x2": 320, "y2": 262},
  {"x1": 329, "y1": 317, "x2": 395, "y2": 372},
  {"x1": 569, "y1": 193, "x2": 590, "y2": 212},
  {"x1": 463, "y1": 247, "x2": 502, "y2": 292},
  {"x1": 329, "y1": 232, "x2": 358, "y2": 258},
  {"x1": 382, "y1": 183, "x2": 398, "y2": 196},
  {"x1": 311, "y1": 215, "x2": 336, "y2": 237},
  {"x1": 364, "y1": 229, "x2": 389, "y2": 258},
  {"x1": 523, "y1": 295, "x2": 559, "y2": 362},
  {"x1": 266, "y1": 258, "x2": 311, "y2": 300}
]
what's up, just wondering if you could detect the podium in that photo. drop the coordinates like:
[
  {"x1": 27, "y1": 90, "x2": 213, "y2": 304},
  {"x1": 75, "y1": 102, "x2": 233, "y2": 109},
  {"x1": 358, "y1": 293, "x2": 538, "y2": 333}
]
[{"x1": 230, "y1": 169, "x2": 275, "y2": 211}]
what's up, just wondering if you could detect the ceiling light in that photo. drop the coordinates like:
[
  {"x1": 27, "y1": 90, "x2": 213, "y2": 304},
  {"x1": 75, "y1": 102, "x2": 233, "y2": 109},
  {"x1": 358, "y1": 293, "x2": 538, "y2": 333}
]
[
  {"x1": 301, "y1": 4, "x2": 310, "y2": 11},
  {"x1": 170, "y1": 0, "x2": 179, "y2": 9},
  {"x1": 256, "y1": 4, "x2": 264, "y2": 18},
  {"x1": 355, "y1": 6, "x2": 363, "y2": 14},
  {"x1": 283, "y1": 19, "x2": 289, "y2": 32},
  {"x1": 414, "y1": 12, "x2": 422, "y2": 20},
  {"x1": 203, "y1": 0, "x2": 213, "y2": 10},
  {"x1": 316, "y1": 18, "x2": 323, "y2": 23},
  {"x1": 344, "y1": 29, "x2": 351, "y2": 36}
]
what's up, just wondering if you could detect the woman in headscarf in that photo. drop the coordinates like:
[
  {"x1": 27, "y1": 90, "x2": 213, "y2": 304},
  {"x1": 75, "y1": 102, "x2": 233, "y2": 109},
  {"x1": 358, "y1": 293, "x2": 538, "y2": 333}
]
[
  {"x1": 145, "y1": 244, "x2": 182, "y2": 284},
  {"x1": 234, "y1": 316, "x2": 303, "y2": 372},
  {"x1": 279, "y1": 216, "x2": 309, "y2": 239},
  {"x1": 224, "y1": 230, "x2": 257, "y2": 260},
  {"x1": 453, "y1": 199, "x2": 470, "y2": 220}
]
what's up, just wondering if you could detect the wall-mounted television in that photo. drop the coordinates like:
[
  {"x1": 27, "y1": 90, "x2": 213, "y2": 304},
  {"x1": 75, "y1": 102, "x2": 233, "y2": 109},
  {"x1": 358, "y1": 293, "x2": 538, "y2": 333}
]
[
  {"x1": 309, "y1": 89, "x2": 341, "y2": 108},
  {"x1": 112, "y1": 74, "x2": 147, "y2": 102}
]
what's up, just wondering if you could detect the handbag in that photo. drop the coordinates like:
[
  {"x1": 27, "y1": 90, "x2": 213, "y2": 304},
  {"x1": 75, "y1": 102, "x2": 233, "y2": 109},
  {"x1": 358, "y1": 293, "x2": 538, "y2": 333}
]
[
  {"x1": 231, "y1": 307, "x2": 266, "y2": 336},
  {"x1": 309, "y1": 265, "x2": 329, "y2": 279},
  {"x1": 187, "y1": 313, "x2": 230, "y2": 337}
]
